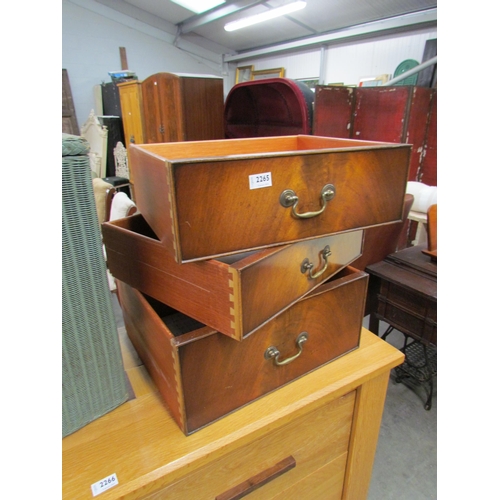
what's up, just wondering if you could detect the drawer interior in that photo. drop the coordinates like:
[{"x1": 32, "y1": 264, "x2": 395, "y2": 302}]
[
  {"x1": 108, "y1": 213, "x2": 260, "y2": 265},
  {"x1": 132, "y1": 134, "x2": 400, "y2": 161}
]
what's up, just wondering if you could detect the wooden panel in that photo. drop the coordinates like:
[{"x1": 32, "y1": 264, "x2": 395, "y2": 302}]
[
  {"x1": 143, "y1": 392, "x2": 355, "y2": 499},
  {"x1": 116, "y1": 265, "x2": 367, "y2": 434},
  {"x1": 418, "y1": 89, "x2": 437, "y2": 186},
  {"x1": 405, "y1": 87, "x2": 433, "y2": 182},
  {"x1": 129, "y1": 135, "x2": 411, "y2": 262},
  {"x1": 103, "y1": 213, "x2": 363, "y2": 340},
  {"x1": 139, "y1": 73, "x2": 225, "y2": 144},
  {"x1": 62, "y1": 69, "x2": 79, "y2": 135},
  {"x1": 180, "y1": 76, "x2": 224, "y2": 141},
  {"x1": 62, "y1": 329, "x2": 404, "y2": 500},
  {"x1": 118, "y1": 80, "x2": 145, "y2": 146},
  {"x1": 350, "y1": 193, "x2": 414, "y2": 273},
  {"x1": 342, "y1": 373, "x2": 391, "y2": 500},
  {"x1": 313, "y1": 86, "x2": 354, "y2": 138},
  {"x1": 270, "y1": 453, "x2": 348, "y2": 500},
  {"x1": 313, "y1": 86, "x2": 435, "y2": 185},
  {"x1": 352, "y1": 87, "x2": 410, "y2": 142},
  {"x1": 141, "y1": 73, "x2": 182, "y2": 143}
]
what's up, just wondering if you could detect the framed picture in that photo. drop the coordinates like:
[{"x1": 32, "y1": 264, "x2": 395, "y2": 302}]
[
  {"x1": 251, "y1": 67, "x2": 285, "y2": 80},
  {"x1": 358, "y1": 74, "x2": 390, "y2": 87},
  {"x1": 235, "y1": 65, "x2": 254, "y2": 84},
  {"x1": 297, "y1": 78, "x2": 319, "y2": 91}
]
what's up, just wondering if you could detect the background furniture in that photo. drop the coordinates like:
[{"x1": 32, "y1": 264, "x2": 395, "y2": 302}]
[
  {"x1": 62, "y1": 133, "x2": 130, "y2": 437},
  {"x1": 62, "y1": 69, "x2": 79, "y2": 135},
  {"x1": 101, "y1": 81, "x2": 123, "y2": 117},
  {"x1": 366, "y1": 245, "x2": 437, "y2": 409},
  {"x1": 80, "y1": 109, "x2": 108, "y2": 178},
  {"x1": 405, "y1": 181, "x2": 437, "y2": 246},
  {"x1": 313, "y1": 86, "x2": 437, "y2": 186},
  {"x1": 98, "y1": 116, "x2": 125, "y2": 177},
  {"x1": 62, "y1": 327, "x2": 403, "y2": 499},
  {"x1": 426, "y1": 204, "x2": 437, "y2": 255},
  {"x1": 92, "y1": 177, "x2": 114, "y2": 226},
  {"x1": 224, "y1": 78, "x2": 314, "y2": 138},
  {"x1": 117, "y1": 79, "x2": 145, "y2": 146},
  {"x1": 121, "y1": 72, "x2": 225, "y2": 144},
  {"x1": 351, "y1": 193, "x2": 414, "y2": 317},
  {"x1": 113, "y1": 141, "x2": 130, "y2": 180}
]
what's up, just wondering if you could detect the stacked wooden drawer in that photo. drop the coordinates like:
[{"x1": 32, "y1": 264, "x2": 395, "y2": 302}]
[{"x1": 102, "y1": 134, "x2": 410, "y2": 435}]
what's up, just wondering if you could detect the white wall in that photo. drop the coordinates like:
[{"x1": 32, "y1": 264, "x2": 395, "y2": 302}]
[
  {"x1": 62, "y1": 0, "x2": 225, "y2": 129},
  {"x1": 231, "y1": 26, "x2": 437, "y2": 88},
  {"x1": 63, "y1": 0, "x2": 437, "y2": 127}
]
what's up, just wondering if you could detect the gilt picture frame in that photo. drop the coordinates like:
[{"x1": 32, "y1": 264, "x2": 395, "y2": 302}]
[
  {"x1": 235, "y1": 65, "x2": 254, "y2": 84},
  {"x1": 251, "y1": 67, "x2": 285, "y2": 80}
]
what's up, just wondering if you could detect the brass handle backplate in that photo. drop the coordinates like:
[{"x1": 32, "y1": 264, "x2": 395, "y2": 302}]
[
  {"x1": 301, "y1": 245, "x2": 332, "y2": 279},
  {"x1": 264, "y1": 333, "x2": 309, "y2": 366},
  {"x1": 279, "y1": 184, "x2": 335, "y2": 219}
]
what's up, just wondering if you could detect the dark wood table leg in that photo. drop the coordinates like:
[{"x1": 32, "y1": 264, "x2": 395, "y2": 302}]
[{"x1": 368, "y1": 314, "x2": 380, "y2": 335}]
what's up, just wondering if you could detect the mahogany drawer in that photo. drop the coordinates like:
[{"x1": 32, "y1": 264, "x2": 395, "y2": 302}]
[
  {"x1": 116, "y1": 266, "x2": 367, "y2": 435},
  {"x1": 142, "y1": 390, "x2": 355, "y2": 499},
  {"x1": 103, "y1": 213, "x2": 363, "y2": 341},
  {"x1": 129, "y1": 135, "x2": 411, "y2": 262}
]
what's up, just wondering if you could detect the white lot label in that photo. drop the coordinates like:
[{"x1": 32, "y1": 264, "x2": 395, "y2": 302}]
[
  {"x1": 91, "y1": 473, "x2": 118, "y2": 496},
  {"x1": 249, "y1": 172, "x2": 272, "y2": 189}
]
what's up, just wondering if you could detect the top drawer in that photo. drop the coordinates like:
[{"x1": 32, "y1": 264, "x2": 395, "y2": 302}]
[{"x1": 129, "y1": 135, "x2": 411, "y2": 263}]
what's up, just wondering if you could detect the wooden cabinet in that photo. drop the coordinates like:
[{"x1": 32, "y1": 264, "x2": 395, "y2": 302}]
[
  {"x1": 140, "y1": 72, "x2": 224, "y2": 143},
  {"x1": 101, "y1": 82, "x2": 123, "y2": 116},
  {"x1": 62, "y1": 327, "x2": 404, "y2": 499},
  {"x1": 117, "y1": 80, "x2": 145, "y2": 146},
  {"x1": 118, "y1": 72, "x2": 225, "y2": 198}
]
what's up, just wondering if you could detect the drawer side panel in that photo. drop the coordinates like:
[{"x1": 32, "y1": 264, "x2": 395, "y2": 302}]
[{"x1": 116, "y1": 280, "x2": 186, "y2": 432}]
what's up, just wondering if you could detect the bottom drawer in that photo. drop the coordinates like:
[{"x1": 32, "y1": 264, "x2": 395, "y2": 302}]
[
  {"x1": 117, "y1": 266, "x2": 367, "y2": 435},
  {"x1": 144, "y1": 391, "x2": 356, "y2": 500},
  {"x1": 377, "y1": 282, "x2": 436, "y2": 345},
  {"x1": 271, "y1": 453, "x2": 349, "y2": 500}
]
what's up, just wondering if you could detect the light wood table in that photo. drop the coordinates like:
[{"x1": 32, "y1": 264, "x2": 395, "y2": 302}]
[{"x1": 62, "y1": 328, "x2": 403, "y2": 500}]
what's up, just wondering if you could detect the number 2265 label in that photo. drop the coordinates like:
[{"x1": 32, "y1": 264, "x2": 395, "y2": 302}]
[
  {"x1": 249, "y1": 172, "x2": 272, "y2": 189},
  {"x1": 91, "y1": 473, "x2": 118, "y2": 496}
]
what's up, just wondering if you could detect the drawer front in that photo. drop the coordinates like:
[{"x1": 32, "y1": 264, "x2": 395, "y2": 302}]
[
  {"x1": 104, "y1": 214, "x2": 363, "y2": 341},
  {"x1": 379, "y1": 281, "x2": 435, "y2": 318},
  {"x1": 179, "y1": 267, "x2": 367, "y2": 433},
  {"x1": 238, "y1": 230, "x2": 363, "y2": 338},
  {"x1": 117, "y1": 267, "x2": 367, "y2": 435},
  {"x1": 129, "y1": 136, "x2": 410, "y2": 262},
  {"x1": 377, "y1": 295, "x2": 437, "y2": 345},
  {"x1": 143, "y1": 391, "x2": 356, "y2": 500}
]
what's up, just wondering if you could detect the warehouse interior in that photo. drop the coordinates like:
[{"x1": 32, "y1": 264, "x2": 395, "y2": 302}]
[{"x1": 53, "y1": 1, "x2": 496, "y2": 499}]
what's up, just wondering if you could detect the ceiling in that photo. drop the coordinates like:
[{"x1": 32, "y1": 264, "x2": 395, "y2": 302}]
[{"x1": 108, "y1": 0, "x2": 437, "y2": 55}]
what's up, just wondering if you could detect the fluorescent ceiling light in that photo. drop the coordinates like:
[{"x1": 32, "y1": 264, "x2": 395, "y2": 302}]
[
  {"x1": 171, "y1": 0, "x2": 225, "y2": 14},
  {"x1": 224, "y1": 1, "x2": 307, "y2": 31}
]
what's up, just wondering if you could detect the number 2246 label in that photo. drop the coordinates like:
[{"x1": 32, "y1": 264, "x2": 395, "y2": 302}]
[{"x1": 249, "y1": 172, "x2": 272, "y2": 189}]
